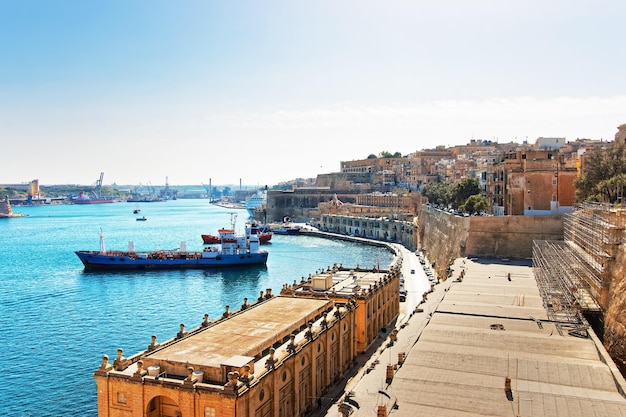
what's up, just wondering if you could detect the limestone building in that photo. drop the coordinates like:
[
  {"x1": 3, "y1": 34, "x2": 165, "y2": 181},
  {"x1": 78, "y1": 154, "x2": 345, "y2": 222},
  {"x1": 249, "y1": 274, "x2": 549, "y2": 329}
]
[
  {"x1": 485, "y1": 149, "x2": 577, "y2": 215},
  {"x1": 93, "y1": 267, "x2": 400, "y2": 417}
]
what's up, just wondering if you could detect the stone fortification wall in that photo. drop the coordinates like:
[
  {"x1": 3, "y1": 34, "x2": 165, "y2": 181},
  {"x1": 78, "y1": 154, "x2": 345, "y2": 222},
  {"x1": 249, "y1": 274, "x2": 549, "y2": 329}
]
[
  {"x1": 418, "y1": 207, "x2": 470, "y2": 278},
  {"x1": 418, "y1": 206, "x2": 564, "y2": 277},
  {"x1": 604, "y1": 245, "x2": 626, "y2": 374},
  {"x1": 1, "y1": 196, "x2": 12, "y2": 216},
  {"x1": 315, "y1": 172, "x2": 372, "y2": 188},
  {"x1": 466, "y1": 215, "x2": 564, "y2": 258}
]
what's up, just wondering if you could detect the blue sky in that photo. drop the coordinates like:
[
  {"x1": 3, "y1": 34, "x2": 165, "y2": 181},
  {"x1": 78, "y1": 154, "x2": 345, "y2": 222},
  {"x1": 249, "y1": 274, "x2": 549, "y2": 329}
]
[{"x1": 1, "y1": 0, "x2": 625, "y2": 186}]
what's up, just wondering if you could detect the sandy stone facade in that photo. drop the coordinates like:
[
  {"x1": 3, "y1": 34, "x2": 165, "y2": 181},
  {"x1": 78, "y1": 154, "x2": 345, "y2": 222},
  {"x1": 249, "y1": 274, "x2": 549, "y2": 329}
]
[{"x1": 94, "y1": 267, "x2": 401, "y2": 417}]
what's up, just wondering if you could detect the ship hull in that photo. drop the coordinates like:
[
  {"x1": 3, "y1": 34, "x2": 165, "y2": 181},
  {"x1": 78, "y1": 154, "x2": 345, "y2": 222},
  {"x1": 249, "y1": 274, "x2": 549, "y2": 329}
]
[
  {"x1": 75, "y1": 251, "x2": 268, "y2": 270},
  {"x1": 73, "y1": 199, "x2": 115, "y2": 204}
]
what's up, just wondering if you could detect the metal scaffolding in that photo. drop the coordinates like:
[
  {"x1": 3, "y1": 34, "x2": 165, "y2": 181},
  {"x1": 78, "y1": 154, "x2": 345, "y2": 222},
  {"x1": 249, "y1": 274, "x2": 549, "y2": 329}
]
[
  {"x1": 533, "y1": 203, "x2": 626, "y2": 336},
  {"x1": 564, "y1": 202, "x2": 626, "y2": 279}
]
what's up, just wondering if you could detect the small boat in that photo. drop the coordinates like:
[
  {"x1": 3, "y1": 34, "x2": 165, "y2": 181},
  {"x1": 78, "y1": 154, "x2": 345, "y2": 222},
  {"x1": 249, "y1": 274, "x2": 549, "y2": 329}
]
[
  {"x1": 133, "y1": 209, "x2": 141, "y2": 214},
  {"x1": 201, "y1": 234, "x2": 221, "y2": 244},
  {"x1": 75, "y1": 229, "x2": 268, "y2": 271},
  {"x1": 202, "y1": 221, "x2": 273, "y2": 244},
  {"x1": 258, "y1": 231, "x2": 272, "y2": 243},
  {"x1": 274, "y1": 224, "x2": 301, "y2": 235},
  {"x1": 247, "y1": 221, "x2": 272, "y2": 243},
  {"x1": 136, "y1": 216, "x2": 147, "y2": 221}
]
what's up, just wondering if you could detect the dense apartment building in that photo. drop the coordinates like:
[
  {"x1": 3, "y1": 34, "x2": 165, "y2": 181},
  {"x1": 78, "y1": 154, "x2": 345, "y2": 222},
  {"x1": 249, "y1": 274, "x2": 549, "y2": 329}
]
[{"x1": 484, "y1": 149, "x2": 578, "y2": 215}]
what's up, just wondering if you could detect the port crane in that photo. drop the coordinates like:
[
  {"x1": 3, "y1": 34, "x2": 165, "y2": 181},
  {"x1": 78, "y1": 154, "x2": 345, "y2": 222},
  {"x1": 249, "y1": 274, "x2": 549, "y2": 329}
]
[{"x1": 91, "y1": 172, "x2": 105, "y2": 199}]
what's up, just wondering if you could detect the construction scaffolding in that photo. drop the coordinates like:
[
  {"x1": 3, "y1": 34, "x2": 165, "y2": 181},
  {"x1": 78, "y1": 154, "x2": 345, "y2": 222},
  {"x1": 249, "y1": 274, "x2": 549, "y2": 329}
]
[
  {"x1": 533, "y1": 203, "x2": 626, "y2": 336},
  {"x1": 564, "y1": 202, "x2": 626, "y2": 280},
  {"x1": 533, "y1": 240, "x2": 599, "y2": 336}
]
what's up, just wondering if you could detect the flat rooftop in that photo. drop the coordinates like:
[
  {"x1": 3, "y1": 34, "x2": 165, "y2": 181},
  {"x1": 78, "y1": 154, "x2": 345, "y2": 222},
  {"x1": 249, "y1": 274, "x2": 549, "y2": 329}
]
[
  {"x1": 292, "y1": 268, "x2": 392, "y2": 296},
  {"x1": 346, "y1": 259, "x2": 626, "y2": 417},
  {"x1": 145, "y1": 296, "x2": 331, "y2": 369}
]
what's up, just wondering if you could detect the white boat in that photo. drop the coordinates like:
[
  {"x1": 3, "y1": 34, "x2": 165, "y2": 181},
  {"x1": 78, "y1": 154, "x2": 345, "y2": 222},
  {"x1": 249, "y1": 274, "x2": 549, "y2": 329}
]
[{"x1": 245, "y1": 190, "x2": 266, "y2": 218}]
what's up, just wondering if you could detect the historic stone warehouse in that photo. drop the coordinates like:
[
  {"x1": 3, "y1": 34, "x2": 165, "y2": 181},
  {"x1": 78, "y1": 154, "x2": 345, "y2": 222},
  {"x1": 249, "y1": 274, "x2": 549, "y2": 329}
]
[{"x1": 93, "y1": 266, "x2": 400, "y2": 417}]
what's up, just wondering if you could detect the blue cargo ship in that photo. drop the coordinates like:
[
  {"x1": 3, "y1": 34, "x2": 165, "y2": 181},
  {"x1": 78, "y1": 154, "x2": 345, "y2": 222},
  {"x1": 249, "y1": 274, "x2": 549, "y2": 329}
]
[{"x1": 75, "y1": 227, "x2": 268, "y2": 270}]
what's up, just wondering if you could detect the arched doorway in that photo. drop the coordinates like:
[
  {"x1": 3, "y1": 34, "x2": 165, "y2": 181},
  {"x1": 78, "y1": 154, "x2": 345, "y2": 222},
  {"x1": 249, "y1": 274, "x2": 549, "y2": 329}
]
[{"x1": 147, "y1": 395, "x2": 181, "y2": 417}]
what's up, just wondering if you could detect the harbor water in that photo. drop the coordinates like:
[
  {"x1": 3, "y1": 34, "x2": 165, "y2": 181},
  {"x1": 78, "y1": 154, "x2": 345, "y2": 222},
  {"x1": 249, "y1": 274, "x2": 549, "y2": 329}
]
[{"x1": 0, "y1": 199, "x2": 394, "y2": 416}]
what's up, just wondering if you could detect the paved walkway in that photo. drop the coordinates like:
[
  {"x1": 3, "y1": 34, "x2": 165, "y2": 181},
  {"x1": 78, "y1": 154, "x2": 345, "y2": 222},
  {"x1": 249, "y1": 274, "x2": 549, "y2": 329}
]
[
  {"x1": 307, "y1": 256, "x2": 460, "y2": 417},
  {"x1": 312, "y1": 257, "x2": 626, "y2": 417}
]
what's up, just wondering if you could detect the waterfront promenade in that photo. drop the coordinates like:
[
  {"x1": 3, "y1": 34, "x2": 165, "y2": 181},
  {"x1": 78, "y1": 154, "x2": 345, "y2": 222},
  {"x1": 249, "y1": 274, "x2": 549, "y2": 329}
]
[{"x1": 315, "y1": 256, "x2": 626, "y2": 417}]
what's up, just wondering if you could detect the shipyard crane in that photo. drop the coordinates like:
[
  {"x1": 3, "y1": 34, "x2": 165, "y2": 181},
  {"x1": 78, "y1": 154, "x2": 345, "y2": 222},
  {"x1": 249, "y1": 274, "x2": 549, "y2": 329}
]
[{"x1": 92, "y1": 172, "x2": 105, "y2": 198}]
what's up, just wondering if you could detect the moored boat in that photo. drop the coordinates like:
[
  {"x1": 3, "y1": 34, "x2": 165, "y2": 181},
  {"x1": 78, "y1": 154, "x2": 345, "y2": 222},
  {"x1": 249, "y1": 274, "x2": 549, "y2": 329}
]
[
  {"x1": 247, "y1": 221, "x2": 272, "y2": 243},
  {"x1": 75, "y1": 229, "x2": 268, "y2": 270},
  {"x1": 201, "y1": 234, "x2": 221, "y2": 244},
  {"x1": 273, "y1": 224, "x2": 301, "y2": 235},
  {"x1": 202, "y1": 221, "x2": 273, "y2": 244},
  {"x1": 72, "y1": 172, "x2": 115, "y2": 204},
  {"x1": 245, "y1": 190, "x2": 266, "y2": 218},
  {"x1": 202, "y1": 230, "x2": 272, "y2": 244}
]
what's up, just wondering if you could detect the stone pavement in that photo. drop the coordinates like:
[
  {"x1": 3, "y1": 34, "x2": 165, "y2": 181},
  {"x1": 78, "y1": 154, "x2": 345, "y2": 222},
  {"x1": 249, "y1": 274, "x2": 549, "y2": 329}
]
[
  {"x1": 307, "y1": 257, "x2": 459, "y2": 417},
  {"x1": 313, "y1": 257, "x2": 626, "y2": 417}
]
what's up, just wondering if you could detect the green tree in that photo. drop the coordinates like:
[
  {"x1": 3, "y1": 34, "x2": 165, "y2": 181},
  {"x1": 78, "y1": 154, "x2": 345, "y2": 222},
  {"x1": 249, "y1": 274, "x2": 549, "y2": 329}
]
[
  {"x1": 595, "y1": 174, "x2": 626, "y2": 203},
  {"x1": 575, "y1": 143, "x2": 626, "y2": 202},
  {"x1": 367, "y1": 154, "x2": 377, "y2": 159},
  {"x1": 460, "y1": 194, "x2": 489, "y2": 214},
  {"x1": 377, "y1": 151, "x2": 403, "y2": 158},
  {"x1": 422, "y1": 181, "x2": 453, "y2": 206},
  {"x1": 423, "y1": 178, "x2": 484, "y2": 210},
  {"x1": 452, "y1": 178, "x2": 481, "y2": 208}
]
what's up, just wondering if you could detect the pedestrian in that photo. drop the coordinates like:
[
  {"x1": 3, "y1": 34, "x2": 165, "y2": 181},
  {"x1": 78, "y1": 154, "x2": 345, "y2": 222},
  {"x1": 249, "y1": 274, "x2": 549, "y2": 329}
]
[{"x1": 317, "y1": 397, "x2": 322, "y2": 410}]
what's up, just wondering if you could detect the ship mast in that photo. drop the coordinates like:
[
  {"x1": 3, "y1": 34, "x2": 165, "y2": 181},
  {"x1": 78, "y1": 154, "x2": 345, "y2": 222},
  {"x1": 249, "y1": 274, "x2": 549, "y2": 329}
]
[{"x1": 99, "y1": 228, "x2": 106, "y2": 254}]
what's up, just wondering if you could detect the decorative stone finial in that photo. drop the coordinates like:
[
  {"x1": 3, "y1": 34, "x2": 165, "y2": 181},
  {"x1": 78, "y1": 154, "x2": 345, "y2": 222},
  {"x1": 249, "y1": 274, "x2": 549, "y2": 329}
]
[
  {"x1": 177, "y1": 324, "x2": 187, "y2": 339},
  {"x1": 225, "y1": 371, "x2": 240, "y2": 391},
  {"x1": 305, "y1": 322, "x2": 314, "y2": 341},
  {"x1": 239, "y1": 364, "x2": 253, "y2": 386},
  {"x1": 99, "y1": 354, "x2": 112, "y2": 371},
  {"x1": 113, "y1": 348, "x2": 128, "y2": 371},
  {"x1": 147, "y1": 334, "x2": 159, "y2": 351},
  {"x1": 287, "y1": 334, "x2": 297, "y2": 354},
  {"x1": 133, "y1": 360, "x2": 148, "y2": 378},
  {"x1": 265, "y1": 348, "x2": 277, "y2": 369}
]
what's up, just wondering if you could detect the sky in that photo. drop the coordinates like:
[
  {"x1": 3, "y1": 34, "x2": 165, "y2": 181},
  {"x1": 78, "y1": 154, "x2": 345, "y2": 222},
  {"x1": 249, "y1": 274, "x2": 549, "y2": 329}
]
[{"x1": 1, "y1": 0, "x2": 625, "y2": 187}]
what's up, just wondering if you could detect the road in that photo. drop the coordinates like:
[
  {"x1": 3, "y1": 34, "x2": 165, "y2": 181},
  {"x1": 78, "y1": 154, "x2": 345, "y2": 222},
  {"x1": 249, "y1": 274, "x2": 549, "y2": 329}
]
[{"x1": 391, "y1": 244, "x2": 434, "y2": 320}]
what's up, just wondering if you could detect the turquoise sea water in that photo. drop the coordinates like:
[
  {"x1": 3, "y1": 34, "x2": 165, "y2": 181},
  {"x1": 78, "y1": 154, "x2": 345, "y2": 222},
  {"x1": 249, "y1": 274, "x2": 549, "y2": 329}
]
[{"x1": 0, "y1": 200, "x2": 393, "y2": 416}]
